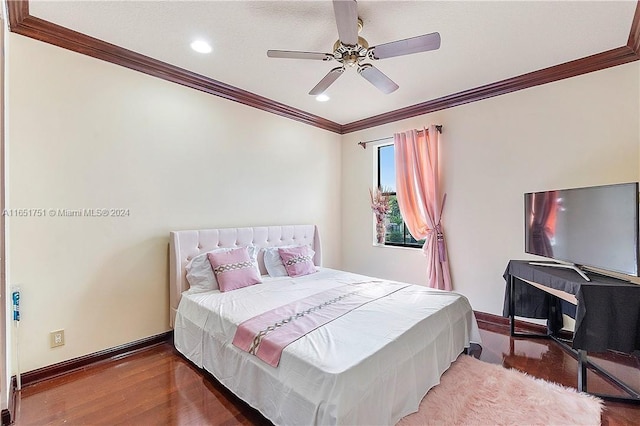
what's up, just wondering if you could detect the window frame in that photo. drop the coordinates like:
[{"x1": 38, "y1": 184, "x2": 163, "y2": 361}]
[{"x1": 376, "y1": 144, "x2": 424, "y2": 249}]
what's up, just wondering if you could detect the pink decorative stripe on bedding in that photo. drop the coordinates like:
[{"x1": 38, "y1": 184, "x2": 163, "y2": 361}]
[{"x1": 232, "y1": 281, "x2": 409, "y2": 367}]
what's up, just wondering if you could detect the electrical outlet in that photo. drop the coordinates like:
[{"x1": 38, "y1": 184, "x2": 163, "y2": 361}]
[{"x1": 50, "y1": 330, "x2": 64, "y2": 348}]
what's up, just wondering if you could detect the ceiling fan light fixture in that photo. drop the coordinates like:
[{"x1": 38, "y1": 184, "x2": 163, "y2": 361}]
[
  {"x1": 315, "y1": 94, "x2": 330, "y2": 102},
  {"x1": 190, "y1": 40, "x2": 212, "y2": 54}
]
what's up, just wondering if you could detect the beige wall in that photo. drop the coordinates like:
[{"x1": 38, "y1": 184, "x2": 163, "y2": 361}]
[
  {"x1": 341, "y1": 61, "x2": 640, "y2": 315},
  {"x1": 6, "y1": 34, "x2": 342, "y2": 372}
]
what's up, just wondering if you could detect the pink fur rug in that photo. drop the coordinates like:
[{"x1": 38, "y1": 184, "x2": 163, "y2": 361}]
[{"x1": 398, "y1": 355, "x2": 603, "y2": 426}]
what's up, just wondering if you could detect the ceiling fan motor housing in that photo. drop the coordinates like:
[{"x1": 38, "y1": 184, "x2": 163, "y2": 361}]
[{"x1": 333, "y1": 36, "x2": 369, "y2": 67}]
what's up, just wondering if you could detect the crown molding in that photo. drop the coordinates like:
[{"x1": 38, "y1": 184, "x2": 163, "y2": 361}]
[
  {"x1": 6, "y1": 0, "x2": 342, "y2": 134},
  {"x1": 342, "y1": 0, "x2": 640, "y2": 133},
  {"x1": 628, "y1": 0, "x2": 640, "y2": 55},
  {"x1": 6, "y1": 0, "x2": 640, "y2": 136},
  {"x1": 341, "y1": 45, "x2": 639, "y2": 134}
]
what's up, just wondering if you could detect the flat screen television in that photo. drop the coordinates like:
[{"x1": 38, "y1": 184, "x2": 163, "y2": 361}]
[{"x1": 524, "y1": 182, "x2": 639, "y2": 280}]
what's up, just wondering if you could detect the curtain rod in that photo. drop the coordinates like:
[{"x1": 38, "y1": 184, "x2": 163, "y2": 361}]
[{"x1": 357, "y1": 125, "x2": 442, "y2": 149}]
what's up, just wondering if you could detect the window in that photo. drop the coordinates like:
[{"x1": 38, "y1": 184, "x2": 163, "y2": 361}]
[{"x1": 377, "y1": 144, "x2": 425, "y2": 248}]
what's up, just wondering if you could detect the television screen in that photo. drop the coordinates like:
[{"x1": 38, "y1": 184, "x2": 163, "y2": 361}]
[{"x1": 524, "y1": 182, "x2": 639, "y2": 276}]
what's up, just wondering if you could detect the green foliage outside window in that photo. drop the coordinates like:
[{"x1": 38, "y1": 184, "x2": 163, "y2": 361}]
[
  {"x1": 384, "y1": 194, "x2": 426, "y2": 246},
  {"x1": 386, "y1": 195, "x2": 404, "y2": 243}
]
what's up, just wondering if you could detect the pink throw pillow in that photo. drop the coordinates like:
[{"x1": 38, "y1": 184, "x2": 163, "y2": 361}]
[
  {"x1": 278, "y1": 246, "x2": 317, "y2": 277},
  {"x1": 207, "y1": 247, "x2": 262, "y2": 292}
]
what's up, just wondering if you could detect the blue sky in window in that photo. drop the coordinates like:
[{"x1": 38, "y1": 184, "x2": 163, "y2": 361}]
[{"x1": 379, "y1": 145, "x2": 396, "y2": 192}]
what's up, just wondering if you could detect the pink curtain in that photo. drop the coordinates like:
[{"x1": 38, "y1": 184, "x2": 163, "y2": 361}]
[{"x1": 394, "y1": 125, "x2": 452, "y2": 290}]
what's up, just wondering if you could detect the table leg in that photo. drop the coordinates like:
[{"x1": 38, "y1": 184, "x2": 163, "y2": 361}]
[
  {"x1": 509, "y1": 274, "x2": 515, "y2": 336},
  {"x1": 577, "y1": 349, "x2": 588, "y2": 393}
]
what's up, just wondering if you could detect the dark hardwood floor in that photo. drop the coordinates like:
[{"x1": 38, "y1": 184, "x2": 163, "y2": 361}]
[{"x1": 14, "y1": 322, "x2": 640, "y2": 425}]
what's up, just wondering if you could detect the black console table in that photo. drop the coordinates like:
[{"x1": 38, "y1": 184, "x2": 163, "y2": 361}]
[{"x1": 503, "y1": 260, "x2": 640, "y2": 403}]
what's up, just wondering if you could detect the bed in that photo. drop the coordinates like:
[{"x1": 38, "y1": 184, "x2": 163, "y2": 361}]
[{"x1": 170, "y1": 224, "x2": 480, "y2": 425}]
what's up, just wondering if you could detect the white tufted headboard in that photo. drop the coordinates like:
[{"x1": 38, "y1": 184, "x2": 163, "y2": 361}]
[{"x1": 169, "y1": 224, "x2": 322, "y2": 327}]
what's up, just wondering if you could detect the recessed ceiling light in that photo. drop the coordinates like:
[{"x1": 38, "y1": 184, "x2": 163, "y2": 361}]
[
  {"x1": 315, "y1": 94, "x2": 330, "y2": 102},
  {"x1": 190, "y1": 40, "x2": 212, "y2": 54}
]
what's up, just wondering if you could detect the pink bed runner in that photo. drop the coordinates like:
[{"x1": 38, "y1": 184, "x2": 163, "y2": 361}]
[{"x1": 232, "y1": 281, "x2": 409, "y2": 367}]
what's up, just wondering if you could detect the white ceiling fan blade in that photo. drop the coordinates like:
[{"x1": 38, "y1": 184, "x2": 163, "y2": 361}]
[
  {"x1": 309, "y1": 67, "x2": 344, "y2": 95},
  {"x1": 357, "y1": 64, "x2": 399, "y2": 94},
  {"x1": 333, "y1": 0, "x2": 359, "y2": 46},
  {"x1": 267, "y1": 50, "x2": 334, "y2": 61},
  {"x1": 369, "y1": 32, "x2": 441, "y2": 60}
]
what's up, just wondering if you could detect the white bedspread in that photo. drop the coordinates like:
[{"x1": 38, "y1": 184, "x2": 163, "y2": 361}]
[{"x1": 174, "y1": 268, "x2": 481, "y2": 425}]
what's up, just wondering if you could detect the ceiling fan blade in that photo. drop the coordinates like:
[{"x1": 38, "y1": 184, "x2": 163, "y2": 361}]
[
  {"x1": 369, "y1": 32, "x2": 441, "y2": 60},
  {"x1": 309, "y1": 67, "x2": 344, "y2": 95},
  {"x1": 333, "y1": 0, "x2": 359, "y2": 45},
  {"x1": 267, "y1": 50, "x2": 334, "y2": 61},
  {"x1": 357, "y1": 64, "x2": 399, "y2": 94}
]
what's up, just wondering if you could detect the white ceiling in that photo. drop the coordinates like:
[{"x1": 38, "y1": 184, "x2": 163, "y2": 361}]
[{"x1": 29, "y1": 1, "x2": 637, "y2": 125}]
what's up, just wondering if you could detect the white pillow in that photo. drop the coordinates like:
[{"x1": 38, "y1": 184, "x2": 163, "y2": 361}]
[
  {"x1": 186, "y1": 245, "x2": 259, "y2": 292},
  {"x1": 263, "y1": 245, "x2": 315, "y2": 277}
]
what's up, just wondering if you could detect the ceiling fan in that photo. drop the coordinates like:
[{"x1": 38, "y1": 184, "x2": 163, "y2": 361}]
[{"x1": 266, "y1": 0, "x2": 441, "y2": 95}]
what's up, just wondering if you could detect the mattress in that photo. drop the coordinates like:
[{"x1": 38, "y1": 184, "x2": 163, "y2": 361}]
[{"x1": 174, "y1": 268, "x2": 480, "y2": 425}]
